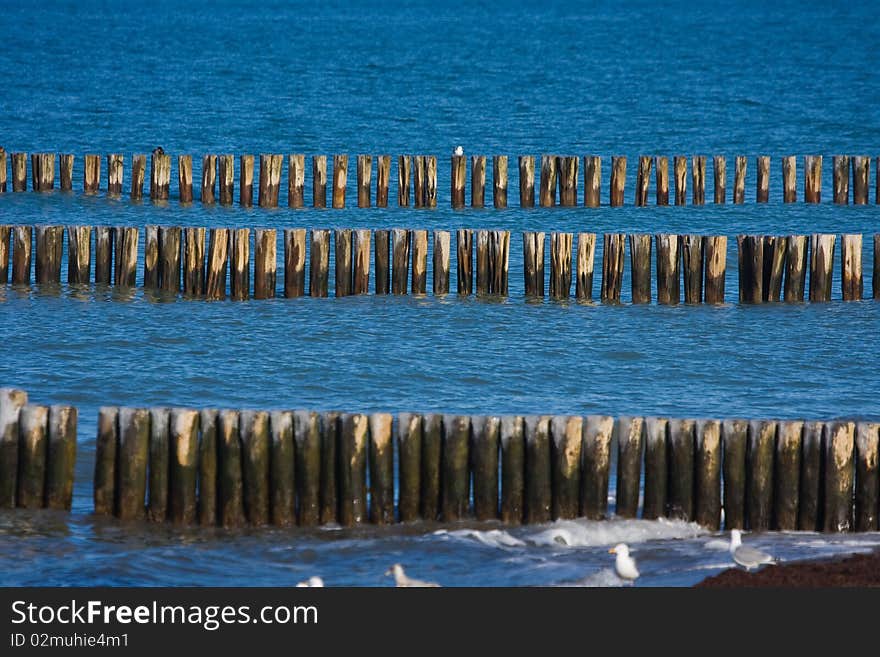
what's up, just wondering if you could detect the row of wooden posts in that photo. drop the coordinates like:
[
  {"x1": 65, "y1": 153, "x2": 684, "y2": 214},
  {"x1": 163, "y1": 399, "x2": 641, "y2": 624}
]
[
  {"x1": 3, "y1": 149, "x2": 880, "y2": 208},
  {"x1": 1, "y1": 224, "x2": 878, "y2": 303}
]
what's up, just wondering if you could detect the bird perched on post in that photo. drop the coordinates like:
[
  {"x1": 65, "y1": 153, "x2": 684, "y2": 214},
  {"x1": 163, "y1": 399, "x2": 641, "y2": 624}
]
[
  {"x1": 454, "y1": 146, "x2": 464, "y2": 156},
  {"x1": 729, "y1": 530, "x2": 774, "y2": 570},
  {"x1": 609, "y1": 544, "x2": 640, "y2": 583},
  {"x1": 385, "y1": 564, "x2": 440, "y2": 587}
]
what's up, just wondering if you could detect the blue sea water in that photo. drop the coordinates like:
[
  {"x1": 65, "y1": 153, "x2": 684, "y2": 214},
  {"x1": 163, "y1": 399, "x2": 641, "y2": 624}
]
[{"x1": 1, "y1": 0, "x2": 880, "y2": 586}]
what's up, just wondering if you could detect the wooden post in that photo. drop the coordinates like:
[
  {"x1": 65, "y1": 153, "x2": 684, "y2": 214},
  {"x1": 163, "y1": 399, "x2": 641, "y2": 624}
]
[
  {"x1": 0, "y1": 226, "x2": 7, "y2": 285},
  {"x1": 680, "y1": 234, "x2": 703, "y2": 304},
  {"x1": 375, "y1": 155, "x2": 390, "y2": 207},
  {"x1": 116, "y1": 407, "x2": 149, "y2": 520},
  {"x1": 322, "y1": 411, "x2": 341, "y2": 524},
  {"x1": 106, "y1": 154, "x2": 123, "y2": 195},
  {"x1": 352, "y1": 228, "x2": 371, "y2": 295},
  {"x1": 425, "y1": 155, "x2": 437, "y2": 207},
  {"x1": 131, "y1": 154, "x2": 146, "y2": 200},
  {"x1": 798, "y1": 421, "x2": 823, "y2": 531},
  {"x1": 809, "y1": 233, "x2": 835, "y2": 302},
  {"x1": 338, "y1": 413, "x2": 368, "y2": 526},
  {"x1": 168, "y1": 408, "x2": 200, "y2": 525},
  {"x1": 287, "y1": 154, "x2": 305, "y2": 208},
  {"x1": 635, "y1": 156, "x2": 652, "y2": 206},
  {"x1": 391, "y1": 228, "x2": 410, "y2": 295},
  {"x1": 854, "y1": 422, "x2": 879, "y2": 532},
  {"x1": 655, "y1": 233, "x2": 681, "y2": 304},
  {"x1": 471, "y1": 415, "x2": 500, "y2": 521},
  {"x1": 397, "y1": 155, "x2": 410, "y2": 207},
  {"x1": 159, "y1": 226, "x2": 182, "y2": 293},
  {"x1": 775, "y1": 420, "x2": 803, "y2": 531},
  {"x1": 253, "y1": 228, "x2": 277, "y2": 299},
  {"x1": 84, "y1": 154, "x2": 101, "y2": 194},
  {"x1": 239, "y1": 154, "x2": 254, "y2": 207},
  {"x1": 374, "y1": 229, "x2": 390, "y2": 295},
  {"x1": 230, "y1": 228, "x2": 250, "y2": 300},
  {"x1": 610, "y1": 156, "x2": 626, "y2": 206},
  {"x1": 31, "y1": 153, "x2": 55, "y2": 191},
  {"x1": 218, "y1": 410, "x2": 245, "y2": 527},
  {"x1": 411, "y1": 229, "x2": 429, "y2": 294},
  {"x1": 178, "y1": 155, "x2": 193, "y2": 203},
  {"x1": 523, "y1": 415, "x2": 551, "y2": 524},
  {"x1": 692, "y1": 155, "x2": 706, "y2": 205},
  {"x1": 218, "y1": 154, "x2": 234, "y2": 205},
  {"x1": 413, "y1": 156, "x2": 425, "y2": 209},
  {"x1": 584, "y1": 155, "x2": 601, "y2": 208},
  {"x1": 293, "y1": 410, "x2": 320, "y2": 526},
  {"x1": 558, "y1": 156, "x2": 578, "y2": 206},
  {"x1": 17, "y1": 406, "x2": 49, "y2": 509},
  {"x1": 746, "y1": 420, "x2": 775, "y2": 531},
  {"x1": 877, "y1": 156, "x2": 880, "y2": 205},
  {"x1": 308, "y1": 229, "x2": 330, "y2": 297},
  {"x1": 762, "y1": 235, "x2": 786, "y2": 302},
  {"x1": 283, "y1": 228, "x2": 306, "y2": 297},
  {"x1": 666, "y1": 419, "x2": 695, "y2": 520},
  {"x1": 183, "y1": 227, "x2": 206, "y2": 297},
  {"x1": 66, "y1": 225, "x2": 91, "y2": 285},
  {"x1": 397, "y1": 413, "x2": 422, "y2": 522},
  {"x1": 11, "y1": 152, "x2": 27, "y2": 192},
  {"x1": 334, "y1": 228, "x2": 352, "y2": 297},
  {"x1": 267, "y1": 411, "x2": 294, "y2": 527},
  {"x1": 756, "y1": 156, "x2": 770, "y2": 202},
  {"x1": 582, "y1": 415, "x2": 613, "y2": 520},
  {"x1": 852, "y1": 156, "x2": 870, "y2": 205},
  {"x1": 841, "y1": 233, "x2": 863, "y2": 301},
  {"x1": 713, "y1": 155, "x2": 726, "y2": 203},
  {"x1": 549, "y1": 415, "x2": 581, "y2": 520},
  {"x1": 643, "y1": 417, "x2": 668, "y2": 519},
  {"x1": 804, "y1": 155, "x2": 822, "y2": 203},
  {"x1": 500, "y1": 416, "x2": 525, "y2": 524},
  {"x1": 875, "y1": 234, "x2": 880, "y2": 301},
  {"x1": 823, "y1": 421, "x2": 855, "y2": 532},
  {"x1": 615, "y1": 416, "x2": 643, "y2": 518},
  {"x1": 143, "y1": 225, "x2": 159, "y2": 290},
  {"x1": 0, "y1": 388, "x2": 28, "y2": 508},
  {"x1": 441, "y1": 415, "x2": 470, "y2": 521},
  {"x1": 737, "y1": 235, "x2": 763, "y2": 303},
  {"x1": 471, "y1": 155, "x2": 487, "y2": 208},
  {"x1": 421, "y1": 414, "x2": 442, "y2": 521},
  {"x1": 518, "y1": 155, "x2": 535, "y2": 207},
  {"x1": 655, "y1": 156, "x2": 669, "y2": 205},
  {"x1": 114, "y1": 227, "x2": 139, "y2": 287},
  {"x1": 703, "y1": 236, "x2": 727, "y2": 304},
  {"x1": 12, "y1": 226, "x2": 32, "y2": 285},
  {"x1": 239, "y1": 410, "x2": 270, "y2": 526},
  {"x1": 488, "y1": 230, "x2": 509, "y2": 295},
  {"x1": 493, "y1": 155, "x2": 508, "y2": 208},
  {"x1": 433, "y1": 230, "x2": 450, "y2": 295},
  {"x1": 257, "y1": 154, "x2": 282, "y2": 208},
  {"x1": 733, "y1": 156, "x2": 746, "y2": 204},
  {"x1": 722, "y1": 419, "x2": 748, "y2": 529},
  {"x1": 331, "y1": 155, "x2": 347, "y2": 209},
  {"x1": 0, "y1": 148, "x2": 6, "y2": 193},
  {"x1": 674, "y1": 155, "x2": 687, "y2": 205},
  {"x1": 59, "y1": 154, "x2": 74, "y2": 191},
  {"x1": 150, "y1": 149, "x2": 170, "y2": 201},
  {"x1": 201, "y1": 154, "x2": 217, "y2": 204},
  {"x1": 35, "y1": 225, "x2": 63, "y2": 284},
  {"x1": 522, "y1": 232, "x2": 545, "y2": 298},
  {"x1": 694, "y1": 419, "x2": 722, "y2": 530},
  {"x1": 549, "y1": 232, "x2": 572, "y2": 300},
  {"x1": 832, "y1": 155, "x2": 849, "y2": 204},
  {"x1": 783, "y1": 235, "x2": 808, "y2": 302},
  {"x1": 782, "y1": 155, "x2": 796, "y2": 202},
  {"x1": 198, "y1": 409, "x2": 218, "y2": 526},
  {"x1": 93, "y1": 407, "x2": 117, "y2": 516},
  {"x1": 457, "y1": 229, "x2": 473, "y2": 296},
  {"x1": 355, "y1": 154, "x2": 371, "y2": 208},
  {"x1": 576, "y1": 233, "x2": 596, "y2": 301},
  {"x1": 600, "y1": 233, "x2": 625, "y2": 303},
  {"x1": 94, "y1": 226, "x2": 113, "y2": 285},
  {"x1": 368, "y1": 413, "x2": 394, "y2": 525},
  {"x1": 205, "y1": 228, "x2": 230, "y2": 300},
  {"x1": 451, "y1": 154, "x2": 466, "y2": 209}
]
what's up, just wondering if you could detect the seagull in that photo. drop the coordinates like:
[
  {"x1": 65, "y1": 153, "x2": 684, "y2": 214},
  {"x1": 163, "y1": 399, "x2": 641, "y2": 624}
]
[
  {"x1": 608, "y1": 543, "x2": 640, "y2": 582},
  {"x1": 729, "y1": 530, "x2": 774, "y2": 570},
  {"x1": 385, "y1": 564, "x2": 440, "y2": 587},
  {"x1": 296, "y1": 576, "x2": 325, "y2": 588},
  {"x1": 454, "y1": 145, "x2": 464, "y2": 156}
]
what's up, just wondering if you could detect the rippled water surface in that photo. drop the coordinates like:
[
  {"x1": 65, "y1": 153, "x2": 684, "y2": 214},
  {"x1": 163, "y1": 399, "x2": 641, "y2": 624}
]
[{"x1": 1, "y1": 0, "x2": 879, "y2": 586}]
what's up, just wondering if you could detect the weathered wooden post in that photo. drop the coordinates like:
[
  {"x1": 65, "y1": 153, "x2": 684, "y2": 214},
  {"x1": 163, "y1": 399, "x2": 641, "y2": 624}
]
[
  {"x1": 576, "y1": 233, "x2": 596, "y2": 301},
  {"x1": 283, "y1": 228, "x2": 306, "y2": 298},
  {"x1": 441, "y1": 415, "x2": 471, "y2": 521},
  {"x1": 150, "y1": 149, "x2": 170, "y2": 201},
  {"x1": 518, "y1": 155, "x2": 535, "y2": 207},
  {"x1": 411, "y1": 229, "x2": 429, "y2": 294},
  {"x1": 713, "y1": 155, "x2": 726, "y2": 203},
  {"x1": 143, "y1": 226, "x2": 159, "y2": 290},
  {"x1": 797, "y1": 421, "x2": 823, "y2": 531},
  {"x1": 107, "y1": 154, "x2": 123, "y2": 195},
  {"x1": 287, "y1": 154, "x2": 305, "y2": 208},
  {"x1": 493, "y1": 155, "x2": 508, "y2": 208},
  {"x1": 357, "y1": 154, "x2": 372, "y2": 208},
  {"x1": 722, "y1": 419, "x2": 748, "y2": 529},
  {"x1": 523, "y1": 232, "x2": 545, "y2": 298},
  {"x1": 852, "y1": 156, "x2": 870, "y2": 205},
  {"x1": 756, "y1": 156, "x2": 770, "y2": 202},
  {"x1": 17, "y1": 405, "x2": 49, "y2": 509},
  {"x1": 114, "y1": 227, "x2": 139, "y2": 287},
  {"x1": 183, "y1": 227, "x2": 206, "y2": 297},
  {"x1": 268, "y1": 411, "x2": 294, "y2": 527},
  {"x1": 59, "y1": 154, "x2": 74, "y2": 191},
  {"x1": 83, "y1": 154, "x2": 101, "y2": 194},
  {"x1": 643, "y1": 417, "x2": 668, "y2": 519},
  {"x1": 775, "y1": 420, "x2": 803, "y2": 531},
  {"x1": 694, "y1": 419, "x2": 722, "y2": 530},
  {"x1": 375, "y1": 155, "x2": 390, "y2": 208},
  {"x1": 832, "y1": 155, "x2": 849, "y2": 204},
  {"x1": 12, "y1": 225, "x2": 32, "y2": 285},
  {"x1": 476, "y1": 231, "x2": 490, "y2": 295},
  {"x1": 131, "y1": 154, "x2": 146, "y2": 200},
  {"x1": 655, "y1": 156, "x2": 669, "y2": 205},
  {"x1": 11, "y1": 152, "x2": 27, "y2": 192},
  {"x1": 782, "y1": 155, "x2": 796, "y2": 202},
  {"x1": 413, "y1": 156, "x2": 426, "y2": 208},
  {"x1": 539, "y1": 155, "x2": 556, "y2": 207},
  {"x1": 0, "y1": 388, "x2": 28, "y2": 507},
  {"x1": 558, "y1": 156, "x2": 578, "y2": 206},
  {"x1": 239, "y1": 154, "x2": 254, "y2": 207},
  {"x1": 67, "y1": 225, "x2": 91, "y2": 285},
  {"x1": 421, "y1": 414, "x2": 442, "y2": 521},
  {"x1": 332, "y1": 155, "x2": 348, "y2": 209},
  {"x1": 737, "y1": 235, "x2": 763, "y2": 303},
  {"x1": 804, "y1": 155, "x2": 822, "y2": 203},
  {"x1": 615, "y1": 416, "x2": 643, "y2": 518},
  {"x1": 391, "y1": 228, "x2": 410, "y2": 295},
  {"x1": 610, "y1": 156, "x2": 626, "y2": 206},
  {"x1": 397, "y1": 413, "x2": 422, "y2": 522},
  {"x1": 457, "y1": 229, "x2": 473, "y2": 295},
  {"x1": 500, "y1": 416, "x2": 525, "y2": 524},
  {"x1": 451, "y1": 154, "x2": 466, "y2": 209},
  {"x1": 692, "y1": 155, "x2": 706, "y2": 205},
  {"x1": 169, "y1": 408, "x2": 200, "y2": 525},
  {"x1": 841, "y1": 233, "x2": 863, "y2": 301},
  {"x1": 230, "y1": 228, "x2": 250, "y2": 300},
  {"x1": 218, "y1": 154, "x2": 234, "y2": 205},
  {"x1": 0, "y1": 226, "x2": 8, "y2": 285},
  {"x1": 334, "y1": 228, "x2": 353, "y2": 297},
  {"x1": 0, "y1": 148, "x2": 6, "y2": 193},
  {"x1": 201, "y1": 154, "x2": 217, "y2": 204},
  {"x1": 582, "y1": 415, "x2": 613, "y2": 519},
  {"x1": 312, "y1": 155, "x2": 327, "y2": 208},
  {"x1": 655, "y1": 233, "x2": 681, "y2": 304},
  {"x1": 584, "y1": 155, "x2": 601, "y2": 207},
  {"x1": 783, "y1": 235, "x2": 808, "y2": 302},
  {"x1": 369, "y1": 413, "x2": 394, "y2": 525},
  {"x1": 425, "y1": 155, "x2": 438, "y2": 207},
  {"x1": 117, "y1": 407, "x2": 149, "y2": 521},
  {"x1": 680, "y1": 234, "x2": 702, "y2": 304},
  {"x1": 319, "y1": 412, "x2": 339, "y2": 525},
  {"x1": 601, "y1": 233, "x2": 625, "y2": 303},
  {"x1": 34, "y1": 225, "x2": 63, "y2": 284},
  {"x1": 629, "y1": 234, "x2": 651, "y2": 304},
  {"x1": 471, "y1": 155, "x2": 487, "y2": 208},
  {"x1": 489, "y1": 230, "x2": 510, "y2": 295},
  {"x1": 308, "y1": 229, "x2": 329, "y2": 298},
  {"x1": 703, "y1": 236, "x2": 727, "y2": 304},
  {"x1": 397, "y1": 155, "x2": 410, "y2": 207},
  {"x1": 31, "y1": 153, "x2": 55, "y2": 191},
  {"x1": 205, "y1": 228, "x2": 230, "y2": 300},
  {"x1": 293, "y1": 411, "x2": 320, "y2": 526},
  {"x1": 253, "y1": 228, "x2": 277, "y2": 299},
  {"x1": 733, "y1": 156, "x2": 746, "y2": 204},
  {"x1": 674, "y1": 155, "x2": 687, "y2": 205},
  {"x1": 809, "y1": 233, "x2": 835, "y2": 302},
  {"x1": 239, "y1": 410, "x2": 270, "y2": 526},
  {"x1": 762, "y1": 236, "x2": 786, "y2": 302},
  {"x1": 666, "y1": 419, "x2": 695, "y2": 520},
  {"x1": 549, "y1": 232, "x2": 572, "y2": 300},
  {"x1": 198, "y1": 409, "x2": 218, "y2": 526},
  {"x1": 217, "y1": 410, "x2": 245, "y2": 527},
  {"x1": 433, "y1": 230, "x2": 450, "y2": 295},
  {"x1": 40, "y1": 406, "x2": 78, "y2": 509},
  {"x1": 854, "y1": 422, "x2": 879, "y2": 532},
  {"x1": 746, "y1": 420, "x2": 775, "y2": 531},
  {"x1": 94, "y1": 226, "x2": 113, "y2": 285},
  {"x1": 158, "y1": 226, "x2": 182, "y2": 293},
  {"x1": 550, "y1": 415, "x2": 581, "y2": 520},
  {"x1": 178, "y1": 155, "x2": 193, "y2": 203},
  {"x1": 823, "y1": 421, "x2": 855, "y2": 532},
  {"x1": 471, "y1": 415, "x2": 500, "y2": 521},
  {"x1": 93, "y1": 407, "x2": 117, "y2": 516},
  {"x1": 635, "y1": 156, "x2": 652, "y2": 206},
  {"x1": 374, "y1": 229, "x2": 390, "y2": 295},
  {"x1": 523, "y1": 415, "x2": 551, "y2": 524}
]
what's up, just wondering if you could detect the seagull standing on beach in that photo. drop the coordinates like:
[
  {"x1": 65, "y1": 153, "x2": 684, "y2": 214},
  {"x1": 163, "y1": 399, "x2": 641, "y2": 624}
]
[
  {"x1": 608, "y1": 544, "x2": 640, "y2": 583},
  {"x1": 296, "y1": 576, "x2": 325, "y2": 587},
  {"x1": 385, "y1": 564, "x2": 441, "y2": 587},
  {"x1": 730, "y1": 530, "x2": 774, "y2": 570}
]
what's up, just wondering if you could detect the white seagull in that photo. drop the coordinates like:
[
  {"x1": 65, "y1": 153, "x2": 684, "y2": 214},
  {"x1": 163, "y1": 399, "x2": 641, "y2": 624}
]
[
  {"x1": 296, "y1": 576, "x2": 325, "y2": 588},
  {"x1": 729, "y1": 530, "x2": 774, "y2": 570},
  {"x1": 454, "y1": 145, "x2": 464, "y2": 156},
  {"x1": 385, "y1": 564, "x2": 441, "y2": 587},
  {"x1": 608, "y1": 543, "x2": 640, "y2": 582}
]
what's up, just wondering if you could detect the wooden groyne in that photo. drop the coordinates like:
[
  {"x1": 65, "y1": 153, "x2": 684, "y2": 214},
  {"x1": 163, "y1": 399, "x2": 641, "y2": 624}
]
[
  {"x1": 0, "y1": 388, "x2": 77, "y2": 511},
  {"x1": 91, "y1": 404, "x2": 879, "y2": 533},
  {"x1": 2, "y1": 151, "x2": 880, "y2": 208},
  {"x1": 2, "y1": 224, "x2": 878, "y2": 303}
]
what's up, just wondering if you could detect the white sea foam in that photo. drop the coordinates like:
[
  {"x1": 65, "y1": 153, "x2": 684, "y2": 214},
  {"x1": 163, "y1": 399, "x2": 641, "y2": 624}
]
[
  {"x1": 567, "y1": 567, "x2": 631, "y2": 587},
  {"x1": 526, "y1": 518, "x2": 707, "y2": 548},
  {"x1": 703, "y1": 538, "x2": 731, "y2": 551},
  {"x1": 434, "y1": 529, "x2": 526, "y2": 548}
]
